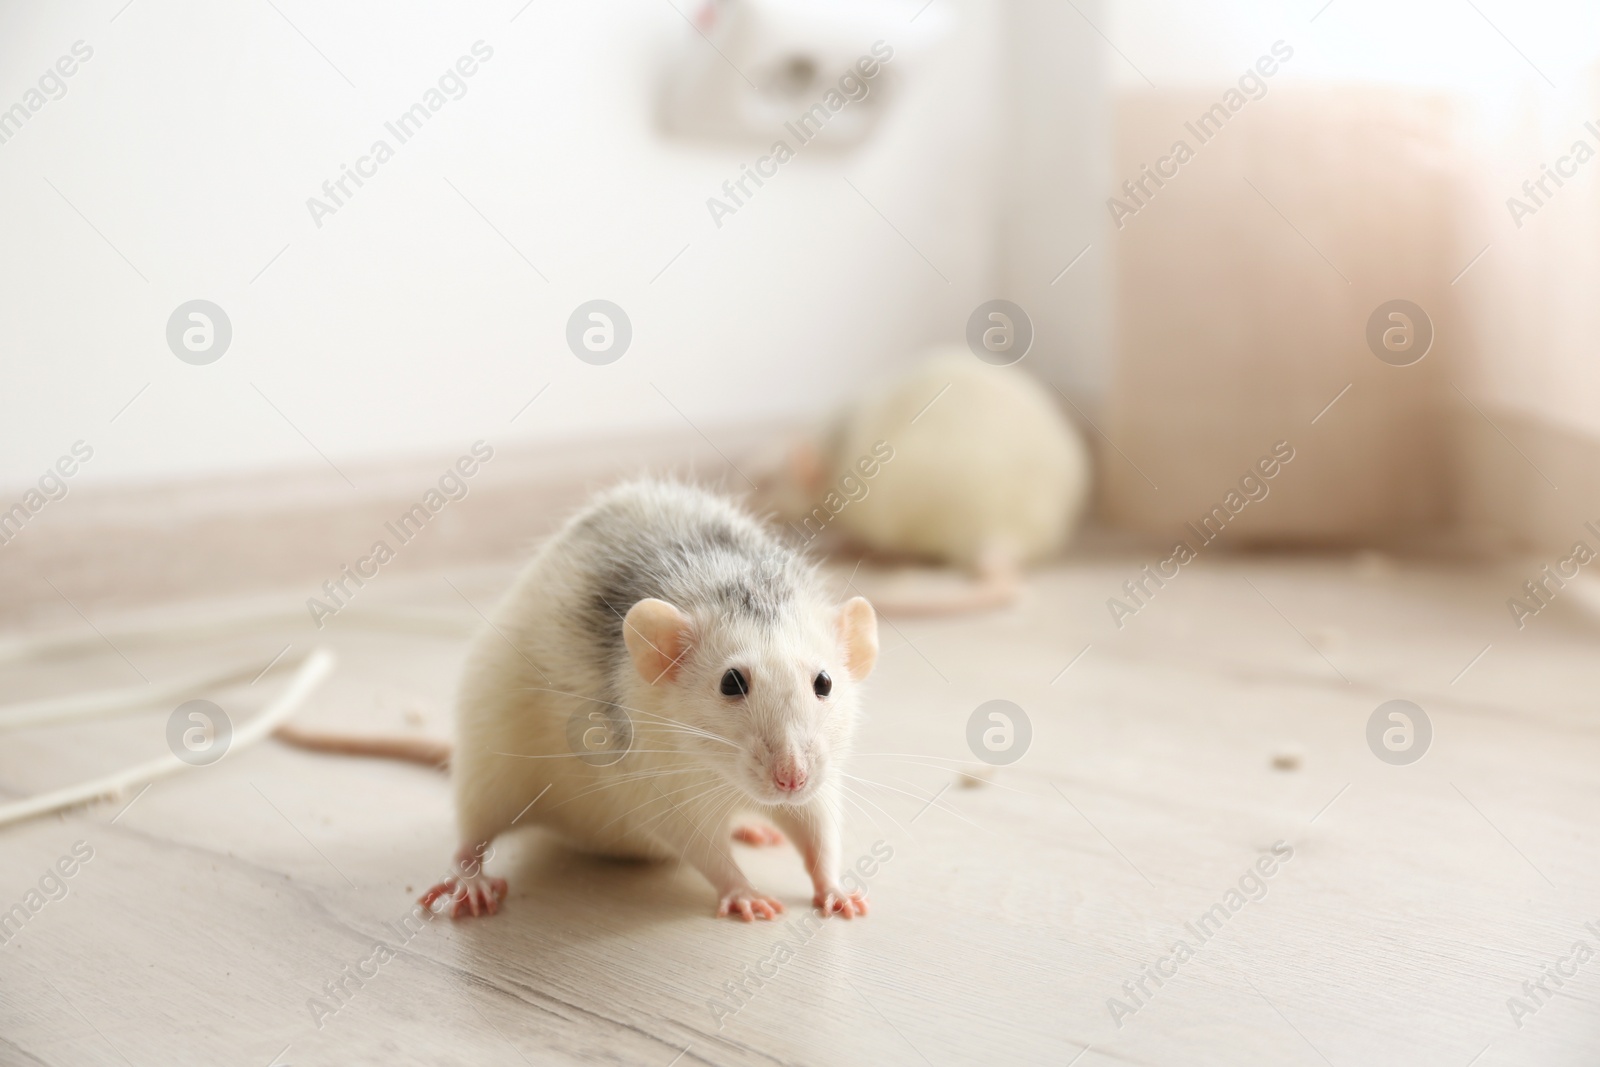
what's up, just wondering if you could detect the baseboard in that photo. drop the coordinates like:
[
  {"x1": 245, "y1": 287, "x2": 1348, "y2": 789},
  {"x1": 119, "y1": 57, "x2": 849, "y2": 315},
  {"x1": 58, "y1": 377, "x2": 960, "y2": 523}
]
[
  {"x1": 0, "y1": 423, "x2": 779, "y2": 631},
  {"x1": 9, "y1": 395, "x2": 1590, "y2": 632}
]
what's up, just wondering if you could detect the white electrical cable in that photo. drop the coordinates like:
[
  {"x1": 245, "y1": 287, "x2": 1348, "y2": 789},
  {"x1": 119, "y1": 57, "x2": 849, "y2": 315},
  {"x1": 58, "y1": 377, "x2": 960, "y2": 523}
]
[
  {"x1": 0, "y1": 647, "x2": 336, "y2": 829},
  {"x1": 0, "y1": 606, "x2": 470, "y2": 668},
  {"x1": 0, "y1": 651, "x2": 313, "y2": 732}
]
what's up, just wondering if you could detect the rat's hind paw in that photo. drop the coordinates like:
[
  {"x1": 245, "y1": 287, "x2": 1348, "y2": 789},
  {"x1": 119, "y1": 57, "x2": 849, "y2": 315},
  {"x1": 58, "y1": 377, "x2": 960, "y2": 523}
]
[
  {"x1": 420, "y1": 874, "x2": 508, "y2": 918},
  {"x1": 813, "y1": 887, "x2": 869, "y2": 919},
  {"x1": 715, "y1": 888, "x2": 785, "y2": 922},
  {"x1": 731, "y1": 823, "x2": 785, "y2": 847}
]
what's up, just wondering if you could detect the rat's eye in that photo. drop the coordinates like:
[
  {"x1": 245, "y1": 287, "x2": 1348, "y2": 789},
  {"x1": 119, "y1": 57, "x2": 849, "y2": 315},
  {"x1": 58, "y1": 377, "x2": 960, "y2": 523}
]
[
  {"x1": 720, "y1": 668, "x2": 748, "y2": 697},
  {"x1": 813, "y1": 670, "x2": 832, "y2": 698}
]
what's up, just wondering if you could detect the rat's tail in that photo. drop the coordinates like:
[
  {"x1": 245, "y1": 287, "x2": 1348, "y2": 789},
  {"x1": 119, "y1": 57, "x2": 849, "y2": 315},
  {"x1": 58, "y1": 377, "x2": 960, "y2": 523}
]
[
  {"x1": 862, "y1": 567, "x2": 1020, "y2": 617},
  {"x1": 858, "y1": 541, "x2": 1022, "y2": 618},
  {"x1": 274, "y1": 723, "x2": 451, "y2": 770}
]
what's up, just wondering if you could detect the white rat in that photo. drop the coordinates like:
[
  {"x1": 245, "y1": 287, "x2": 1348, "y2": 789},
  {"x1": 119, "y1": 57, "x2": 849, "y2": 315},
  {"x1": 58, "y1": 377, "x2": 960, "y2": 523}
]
[
  {"x1": 762, "y1": 349, "x2": 1092, "y2": 613},
  {"x1": 320, "y1": 480, "x2": 882, "y2": 922}
]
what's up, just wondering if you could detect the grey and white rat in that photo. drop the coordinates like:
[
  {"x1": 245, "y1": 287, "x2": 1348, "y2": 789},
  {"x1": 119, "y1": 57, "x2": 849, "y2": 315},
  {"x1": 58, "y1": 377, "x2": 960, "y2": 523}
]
[{"x1": 286, "y1": 480, "x2": 880, "y2": 922}]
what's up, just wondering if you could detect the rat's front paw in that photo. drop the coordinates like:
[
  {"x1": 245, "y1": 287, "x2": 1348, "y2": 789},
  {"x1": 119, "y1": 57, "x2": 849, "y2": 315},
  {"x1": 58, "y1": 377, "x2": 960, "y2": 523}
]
[
  {"x1": 420, "y1": 873, "x2": 507, "y2": 918},
  {"x1": 813, "y1": 886, "x2": 869, "y2": 919},
  {"x1": 716, "y1": 887, "x2": 785, "y2": 922},
  {"x1": 731, "y1": 823, "x2": 785, "y2": 847}
]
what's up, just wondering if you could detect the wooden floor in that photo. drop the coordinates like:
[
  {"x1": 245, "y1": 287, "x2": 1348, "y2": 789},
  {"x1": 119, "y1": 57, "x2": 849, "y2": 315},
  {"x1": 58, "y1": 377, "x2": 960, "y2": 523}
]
[{"x1": 2, "y1": 553, "x2": 1598, "y2": 1066}]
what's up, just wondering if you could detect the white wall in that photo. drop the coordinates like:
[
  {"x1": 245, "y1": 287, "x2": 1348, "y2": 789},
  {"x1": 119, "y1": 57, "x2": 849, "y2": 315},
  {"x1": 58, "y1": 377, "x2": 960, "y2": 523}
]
[
  {"x1": 999, "y1": 0, "x2": 1110, "y2": 407},
  {"x1": 1106, "y1": 0, "x2": 1599, "y2": 94},
  {"x1": 0, "y1": 0, "x2": 1002, "y2": 491},
  {"x1": 1455, "y1": 69, "x2": 1600, "y2": 443}
]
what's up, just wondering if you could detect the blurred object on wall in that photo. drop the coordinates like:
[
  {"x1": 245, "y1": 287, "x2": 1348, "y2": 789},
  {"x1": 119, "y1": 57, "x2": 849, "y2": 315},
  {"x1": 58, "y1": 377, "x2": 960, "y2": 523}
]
[
  {"x1": 1103, "y1": 84, "x2": 1464, "y2": 547},
  {"x1": 657, "y1": 0, "x2": 934, "y2": 147},
  {"x1": 759, "y1": 349, "x2": 1092, "y2": 613}
]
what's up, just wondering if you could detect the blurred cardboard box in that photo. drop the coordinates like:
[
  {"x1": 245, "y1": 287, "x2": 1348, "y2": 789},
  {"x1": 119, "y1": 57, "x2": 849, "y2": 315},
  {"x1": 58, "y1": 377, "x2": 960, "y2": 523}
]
[{"x1": 1104, "y1": 85, "x2": 1464, "y2": 548}]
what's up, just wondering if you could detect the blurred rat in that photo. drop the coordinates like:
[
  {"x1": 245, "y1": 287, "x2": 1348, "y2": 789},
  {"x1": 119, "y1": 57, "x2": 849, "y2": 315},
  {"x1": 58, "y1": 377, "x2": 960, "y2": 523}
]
[
  {"x1": 281, "y1": 480, "x2": 880, "y2": 922},
  {"x1": 759, "y1": 348, "x2": 1091, "y2": 614}
]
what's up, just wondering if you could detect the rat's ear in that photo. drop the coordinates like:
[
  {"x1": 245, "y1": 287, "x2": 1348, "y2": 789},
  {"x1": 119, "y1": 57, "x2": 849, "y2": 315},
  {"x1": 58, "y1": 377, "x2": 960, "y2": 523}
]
[
  {"x1": 835, "y1": 596, "x2": 878, "y2": 680},
  {"x1": 624, "y1": 598, "x2": 692, "y2": 685}
]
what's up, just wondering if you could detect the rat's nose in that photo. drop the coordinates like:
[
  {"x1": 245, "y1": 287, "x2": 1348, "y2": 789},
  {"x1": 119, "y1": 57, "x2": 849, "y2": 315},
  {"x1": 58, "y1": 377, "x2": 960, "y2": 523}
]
[{"x1": 771, "y1": 757, "x2": 808, "y2": 793}]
